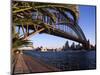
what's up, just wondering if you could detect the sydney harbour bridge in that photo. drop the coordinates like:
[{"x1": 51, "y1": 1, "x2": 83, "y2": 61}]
[
  {"x1": 12, "y1": 1, "x2": 89, "y2": 49},
  {"x1": 12, "y1": 1, "x2": 91, "y2": 74}
]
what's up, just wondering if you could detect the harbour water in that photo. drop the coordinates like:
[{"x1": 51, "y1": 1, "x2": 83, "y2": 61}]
[{"x1": 23, "y1": 50, "x2": 96, "y2": 71}]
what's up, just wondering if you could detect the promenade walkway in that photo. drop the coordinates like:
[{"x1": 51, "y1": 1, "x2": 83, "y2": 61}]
[{"x1": 12, "y1": 52, "x2": 60, "y2": 74}]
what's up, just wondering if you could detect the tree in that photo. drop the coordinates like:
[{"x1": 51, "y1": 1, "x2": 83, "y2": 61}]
[{"x1": 12, "y1": 26, "x2": 30, "y2": 54}]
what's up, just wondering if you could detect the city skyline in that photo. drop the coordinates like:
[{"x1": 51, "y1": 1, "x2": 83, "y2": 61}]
[{"x1": 29, "y1": 5, "x2": 96, "y2": 49}]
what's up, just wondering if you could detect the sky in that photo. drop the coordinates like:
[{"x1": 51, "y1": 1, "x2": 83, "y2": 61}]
[
  {"x1": 78, "y1": 5, "x2": 96, "y2": 46},
  {"x1": 29, "y1": 5, "x2": 96, "y2": 49}
]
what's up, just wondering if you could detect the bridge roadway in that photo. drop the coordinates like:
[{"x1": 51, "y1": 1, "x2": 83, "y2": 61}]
[{"x1": 12, "y1": 52, "x2": 60, "y2": 74}]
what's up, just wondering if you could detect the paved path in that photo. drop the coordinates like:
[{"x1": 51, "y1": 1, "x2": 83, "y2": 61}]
[{"x1": 13, "y1": 53, "x2": 60, "y2": 74}]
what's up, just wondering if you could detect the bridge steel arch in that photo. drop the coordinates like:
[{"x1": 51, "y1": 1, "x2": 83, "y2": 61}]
[{"x1": 12, "y1": 2, "x2": 89, "y2": 49}]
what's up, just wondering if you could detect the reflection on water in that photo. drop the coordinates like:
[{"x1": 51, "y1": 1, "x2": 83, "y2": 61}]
[{"x1": 24, "y1": 50, "x2": 96, "y2": 71}]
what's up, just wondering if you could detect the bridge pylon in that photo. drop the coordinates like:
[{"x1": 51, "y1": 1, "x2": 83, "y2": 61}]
[{"x1": 82, "y1": 40, "x2": 90, "y2": 50}]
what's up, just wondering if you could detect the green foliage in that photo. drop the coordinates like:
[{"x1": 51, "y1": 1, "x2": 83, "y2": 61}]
[{"x1": 12, "y1": 37, "x2": 30, "y2": 49}]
